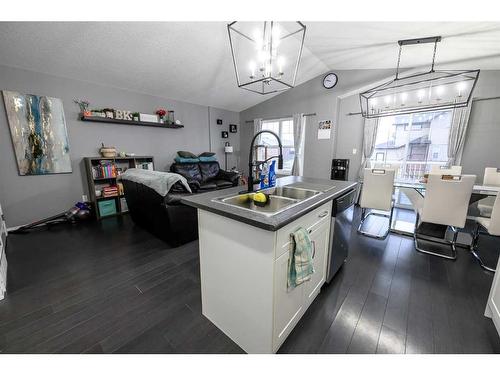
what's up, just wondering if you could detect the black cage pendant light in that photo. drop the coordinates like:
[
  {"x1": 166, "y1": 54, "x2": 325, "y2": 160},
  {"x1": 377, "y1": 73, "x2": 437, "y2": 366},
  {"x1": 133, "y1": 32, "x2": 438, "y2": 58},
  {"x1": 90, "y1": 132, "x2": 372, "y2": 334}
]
[
  {"x1": 360, "y1": 36, "x2": 480, "y2": 118},
  {"x1": 227, "y1": 21, "x2": 306, "y2": 95}
]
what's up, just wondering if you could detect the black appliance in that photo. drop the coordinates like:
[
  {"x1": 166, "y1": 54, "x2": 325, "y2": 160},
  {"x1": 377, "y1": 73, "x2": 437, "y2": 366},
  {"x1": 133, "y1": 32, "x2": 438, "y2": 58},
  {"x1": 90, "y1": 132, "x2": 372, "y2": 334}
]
[
  {"x1": 327, "y1": 188, "x2": 356, "y2": 283},
  {"x1": 331, "y1": 159, "x2": 349, "y2": 181}
]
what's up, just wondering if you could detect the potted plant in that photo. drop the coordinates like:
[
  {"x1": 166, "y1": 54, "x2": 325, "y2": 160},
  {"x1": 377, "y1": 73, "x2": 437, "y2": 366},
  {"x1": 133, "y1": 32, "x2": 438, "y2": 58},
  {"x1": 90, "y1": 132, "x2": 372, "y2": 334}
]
[
  {"x1": 156, "y1": 108, "x2": 167, "y2": 124},
  {"x1": 132, "y1": 112, "x2": 140, "y2": 122},
  {"x1": 74, "y1": 99, "x2": 91, "y2": 117}
]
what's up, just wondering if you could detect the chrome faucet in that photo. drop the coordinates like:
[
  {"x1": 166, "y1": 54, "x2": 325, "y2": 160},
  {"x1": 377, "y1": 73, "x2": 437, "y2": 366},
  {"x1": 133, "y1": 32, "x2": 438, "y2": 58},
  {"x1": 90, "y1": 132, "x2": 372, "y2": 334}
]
[{"x1": 246, "y1": 130, "x2": 284, "y2": 193}]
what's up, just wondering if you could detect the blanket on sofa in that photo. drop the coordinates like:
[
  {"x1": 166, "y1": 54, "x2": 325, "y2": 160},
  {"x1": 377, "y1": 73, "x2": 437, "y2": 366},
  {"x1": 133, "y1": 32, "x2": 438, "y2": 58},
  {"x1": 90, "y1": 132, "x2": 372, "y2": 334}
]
[{"x1": 119, "y1": 168, "x2": 192, "y2": 196}]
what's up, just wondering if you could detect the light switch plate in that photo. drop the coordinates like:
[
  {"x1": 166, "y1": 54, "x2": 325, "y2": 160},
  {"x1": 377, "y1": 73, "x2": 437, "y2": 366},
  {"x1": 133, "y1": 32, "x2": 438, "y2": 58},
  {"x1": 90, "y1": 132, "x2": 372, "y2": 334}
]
[{"x1": 352, "y1": 148, "x2": 357, "y2": 155}]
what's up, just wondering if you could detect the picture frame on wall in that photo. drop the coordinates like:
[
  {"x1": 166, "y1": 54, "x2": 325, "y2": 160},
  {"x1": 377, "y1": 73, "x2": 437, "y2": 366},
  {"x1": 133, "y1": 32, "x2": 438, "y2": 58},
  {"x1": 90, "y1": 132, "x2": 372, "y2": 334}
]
[
  {"x1": 2, "y1": 90, "x2": 72, "y2": 176},
  {"x1": 217, "y1": 119, "x2": 223, "y2": 125},
  {"x1": 229, "y1": 124, "x2": 237, "y2": 133},
  {"x1": 221, "y1": 131, "x2": 229, "y2": 138}
]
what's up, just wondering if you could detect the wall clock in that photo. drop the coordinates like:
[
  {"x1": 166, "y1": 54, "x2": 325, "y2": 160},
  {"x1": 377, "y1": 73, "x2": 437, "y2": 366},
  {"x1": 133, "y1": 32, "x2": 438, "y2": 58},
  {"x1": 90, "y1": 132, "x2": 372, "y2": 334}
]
[{"x1": 323, "y1": 73, "x2": 338, "y2": 89}]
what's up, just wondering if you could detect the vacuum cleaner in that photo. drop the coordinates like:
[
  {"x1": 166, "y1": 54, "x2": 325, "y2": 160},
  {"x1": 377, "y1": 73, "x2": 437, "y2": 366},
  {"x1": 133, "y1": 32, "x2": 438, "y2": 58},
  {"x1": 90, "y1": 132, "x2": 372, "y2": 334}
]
[{"x1": 9, "y1": 202, "x2": 92, "y2": 234}]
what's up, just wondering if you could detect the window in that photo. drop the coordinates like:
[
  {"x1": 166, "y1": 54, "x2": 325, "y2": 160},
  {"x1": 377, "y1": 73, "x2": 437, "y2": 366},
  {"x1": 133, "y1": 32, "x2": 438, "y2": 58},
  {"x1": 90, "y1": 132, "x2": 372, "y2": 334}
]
[
  {"x1": 370, "y1": 110, "x2": 453, "y2": 182},
  {"x1": 255, "y1": 118, "x2": 295, "y2": 174}
]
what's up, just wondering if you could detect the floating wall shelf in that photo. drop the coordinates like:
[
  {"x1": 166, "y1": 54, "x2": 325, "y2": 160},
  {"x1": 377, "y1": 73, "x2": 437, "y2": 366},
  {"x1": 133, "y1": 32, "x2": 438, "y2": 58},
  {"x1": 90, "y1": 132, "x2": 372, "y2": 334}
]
[{"x1": 79, "y1": 115, "x2": 184, "y2": 129}]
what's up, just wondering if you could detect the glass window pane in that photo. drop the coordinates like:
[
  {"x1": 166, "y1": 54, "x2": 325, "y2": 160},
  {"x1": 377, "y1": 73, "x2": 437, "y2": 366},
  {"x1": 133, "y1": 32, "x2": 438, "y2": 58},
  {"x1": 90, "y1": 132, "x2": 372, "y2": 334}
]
[
  {"x1": 261, "y1": 121, "x2": 280, "y2": 145},
  {"x1": 370, "y1": 110, "x2": 452, "y2": 182}
]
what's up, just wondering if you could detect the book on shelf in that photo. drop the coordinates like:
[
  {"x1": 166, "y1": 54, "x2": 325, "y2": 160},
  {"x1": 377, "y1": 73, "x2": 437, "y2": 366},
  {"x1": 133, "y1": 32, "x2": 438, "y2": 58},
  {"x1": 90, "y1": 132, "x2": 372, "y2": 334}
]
[{"x1": 91, "y1": 161, "x2": 118, "y2": 179}]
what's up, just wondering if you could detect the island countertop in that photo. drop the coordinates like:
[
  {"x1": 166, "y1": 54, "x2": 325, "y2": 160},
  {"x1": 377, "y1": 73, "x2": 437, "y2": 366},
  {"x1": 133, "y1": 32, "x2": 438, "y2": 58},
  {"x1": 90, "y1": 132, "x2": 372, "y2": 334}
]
[{"x1": 181, "y1": 176, "x2": 357, "y2": 231}]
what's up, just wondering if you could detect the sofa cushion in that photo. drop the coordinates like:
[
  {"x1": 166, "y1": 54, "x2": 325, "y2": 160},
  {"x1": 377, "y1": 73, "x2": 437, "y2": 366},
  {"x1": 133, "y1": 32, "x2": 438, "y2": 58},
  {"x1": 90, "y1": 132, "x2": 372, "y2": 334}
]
[
  {"x1": 199, "y1": 161, "x2": 220, "y2": 182},
  {"x1": 177, "y1": 150, "x2": 198, "y2": 159},
  {"x1": 215, "y1": 180, "x2": 233, "y2": 189},
  {"x1": 199, "y1": 152, "x2": 216, "y2": 157},
  {"x1": 199, "y1": 181, "x2": 218, "y2": 190},
  {"x1": 170, "y1": 163, "x2": 202, "y2": 183}
]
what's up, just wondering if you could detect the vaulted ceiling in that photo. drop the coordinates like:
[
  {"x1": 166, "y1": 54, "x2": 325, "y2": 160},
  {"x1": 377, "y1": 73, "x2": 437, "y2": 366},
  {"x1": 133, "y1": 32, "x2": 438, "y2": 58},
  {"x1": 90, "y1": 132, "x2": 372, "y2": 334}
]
[{"x1": 0, "y1": 22, "x2": 499, "y2": 112}]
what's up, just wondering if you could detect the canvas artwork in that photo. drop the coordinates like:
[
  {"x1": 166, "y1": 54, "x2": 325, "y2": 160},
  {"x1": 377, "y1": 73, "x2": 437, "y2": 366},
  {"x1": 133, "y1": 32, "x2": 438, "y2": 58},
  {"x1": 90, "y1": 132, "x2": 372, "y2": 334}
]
[{"x1": 2, "y1": 91, "x2": 72, "y2": 175}]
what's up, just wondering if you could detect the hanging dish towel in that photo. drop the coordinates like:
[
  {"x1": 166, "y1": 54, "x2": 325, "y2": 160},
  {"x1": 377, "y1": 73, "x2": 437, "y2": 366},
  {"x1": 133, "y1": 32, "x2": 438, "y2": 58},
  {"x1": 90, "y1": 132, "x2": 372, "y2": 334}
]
[{"x1": 288, "y1": 227, "x2": 315, "y2": 289}]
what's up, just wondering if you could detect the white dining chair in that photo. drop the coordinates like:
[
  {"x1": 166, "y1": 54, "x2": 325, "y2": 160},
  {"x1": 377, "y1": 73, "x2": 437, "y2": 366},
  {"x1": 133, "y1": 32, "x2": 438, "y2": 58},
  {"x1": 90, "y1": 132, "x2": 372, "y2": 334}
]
[
  {"x1": 478, "y1": 167, "x2": 500, "y2": 218},
  {"x1": 358, "y1": 168, "x2": 395, "y2": 239},
  {"x1": 471, "y1": 193, "x2": 500, "y2": 272},
  {"x1": 413, "y1": 174, "x2": 476, "y2": 260},
  {"x1": 429, "y1": 165, "x2": 462, "y2": 176}
]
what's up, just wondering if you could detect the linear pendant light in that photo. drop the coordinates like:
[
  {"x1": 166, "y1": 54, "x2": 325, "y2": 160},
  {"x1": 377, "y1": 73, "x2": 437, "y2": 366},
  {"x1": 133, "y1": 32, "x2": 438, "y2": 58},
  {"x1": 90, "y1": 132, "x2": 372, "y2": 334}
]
[
  {"x1": 359, "y1": 36, "x2": 480, "y2": 118},
  {"x1": 227, "y1": 21, "x2": 306, "y2": 95}
]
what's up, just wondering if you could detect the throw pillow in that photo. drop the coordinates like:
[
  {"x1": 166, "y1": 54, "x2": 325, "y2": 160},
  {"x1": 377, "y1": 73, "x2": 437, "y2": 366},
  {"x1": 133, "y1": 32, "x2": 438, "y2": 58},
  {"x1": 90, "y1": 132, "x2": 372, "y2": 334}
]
[
  {"x1": 199, "y1": 152, "x2": 216, "y2": 157},
  {"x1": 177, "y1": 150, "x2": 198, "y2": 159}
]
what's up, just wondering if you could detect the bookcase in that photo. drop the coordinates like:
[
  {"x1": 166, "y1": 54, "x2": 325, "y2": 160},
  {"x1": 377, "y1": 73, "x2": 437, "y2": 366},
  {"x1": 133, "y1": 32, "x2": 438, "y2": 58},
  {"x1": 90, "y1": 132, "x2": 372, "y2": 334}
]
[
  {"x1": 84, "y1": 156, "x2": 155, "y2": 220},
  {"x1": 0, "y1": 200, "x2": 7, "y2": 300}
]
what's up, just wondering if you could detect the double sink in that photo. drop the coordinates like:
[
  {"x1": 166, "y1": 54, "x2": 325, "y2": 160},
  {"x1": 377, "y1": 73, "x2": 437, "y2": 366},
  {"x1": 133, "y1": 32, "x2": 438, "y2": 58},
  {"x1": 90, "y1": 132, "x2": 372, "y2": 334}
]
[{"x1": 212, "y1": 185, "x2": 322, "y2": 216}]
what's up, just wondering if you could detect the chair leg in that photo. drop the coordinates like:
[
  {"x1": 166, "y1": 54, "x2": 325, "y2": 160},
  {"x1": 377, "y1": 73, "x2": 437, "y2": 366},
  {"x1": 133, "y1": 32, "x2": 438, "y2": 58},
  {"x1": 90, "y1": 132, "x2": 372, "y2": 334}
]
[
  {"x1": 470, "y1": 224, "x2": 496, "y2": 273},
  {"x1": 413, "y1": 213, "x2": 458, "y2": 260},
  {"x1": 357, "y1": 206, "x2": 393, "y2": 240}
]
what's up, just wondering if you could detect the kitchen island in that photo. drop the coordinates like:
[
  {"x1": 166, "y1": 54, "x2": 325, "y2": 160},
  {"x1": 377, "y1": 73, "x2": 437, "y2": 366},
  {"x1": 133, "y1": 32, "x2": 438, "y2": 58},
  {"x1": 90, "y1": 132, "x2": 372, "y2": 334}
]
[{"x1": 182, "y1": 176, "x2": 357, "y2": 353}]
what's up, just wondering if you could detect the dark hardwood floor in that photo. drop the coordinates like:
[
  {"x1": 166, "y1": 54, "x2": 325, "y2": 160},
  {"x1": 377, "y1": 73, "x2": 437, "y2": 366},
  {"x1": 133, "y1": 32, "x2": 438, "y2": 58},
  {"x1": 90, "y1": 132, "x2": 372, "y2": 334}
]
[{"x1": 1, "y1": 208, "x2": 499, "y2": 354}]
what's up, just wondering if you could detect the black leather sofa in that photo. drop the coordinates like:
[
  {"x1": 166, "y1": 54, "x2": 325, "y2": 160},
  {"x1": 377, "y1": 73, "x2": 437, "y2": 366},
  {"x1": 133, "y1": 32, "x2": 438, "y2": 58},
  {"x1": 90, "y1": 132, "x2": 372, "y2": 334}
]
[
  {"x1": 170, "y1": 161, "x2": 239, "y2": 192},
  {"x1": 122, "y1": 161, "x2": 239, "y2": 247}
]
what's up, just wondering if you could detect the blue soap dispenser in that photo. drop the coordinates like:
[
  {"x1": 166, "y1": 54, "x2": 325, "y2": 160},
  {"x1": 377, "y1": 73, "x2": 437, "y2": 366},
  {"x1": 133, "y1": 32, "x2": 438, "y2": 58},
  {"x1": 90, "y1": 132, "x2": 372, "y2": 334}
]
[{"x1": 269, "y1": 160, "x2": 276, "y2": 187}]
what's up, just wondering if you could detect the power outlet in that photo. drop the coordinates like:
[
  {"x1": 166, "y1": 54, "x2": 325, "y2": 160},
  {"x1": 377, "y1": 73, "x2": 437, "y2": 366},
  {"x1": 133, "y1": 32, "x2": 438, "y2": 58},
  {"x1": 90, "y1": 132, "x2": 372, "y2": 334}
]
[{"x1": 82, "y1": 194, "x2": 88, "y2": 202}]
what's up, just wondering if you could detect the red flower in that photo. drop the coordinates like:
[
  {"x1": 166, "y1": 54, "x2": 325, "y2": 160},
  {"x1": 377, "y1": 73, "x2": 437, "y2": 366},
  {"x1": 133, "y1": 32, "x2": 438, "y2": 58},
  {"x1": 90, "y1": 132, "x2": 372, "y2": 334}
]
[{"x1": 156, "y1": 108, "x2": 167, "y2": 116}]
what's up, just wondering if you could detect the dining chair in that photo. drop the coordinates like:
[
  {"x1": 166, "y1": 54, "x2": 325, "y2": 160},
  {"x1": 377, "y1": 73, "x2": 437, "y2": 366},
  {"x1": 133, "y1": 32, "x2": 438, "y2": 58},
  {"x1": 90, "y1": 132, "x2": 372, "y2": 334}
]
[
  {"x1": 358, "y1": 168, "x2": 395, "y2": 239},
  {"x1": 429, "y1": 165, "x2": 463, "y2": 176},
  {"x1": 413, "y1": 174, "x2": 476, "y2": 260},
  {"x1": 471, "y1": 193, "x2": 500, "y2": 272},
  {"x1": 478, "y1": 167, "x2": 500, "y2": 218}
]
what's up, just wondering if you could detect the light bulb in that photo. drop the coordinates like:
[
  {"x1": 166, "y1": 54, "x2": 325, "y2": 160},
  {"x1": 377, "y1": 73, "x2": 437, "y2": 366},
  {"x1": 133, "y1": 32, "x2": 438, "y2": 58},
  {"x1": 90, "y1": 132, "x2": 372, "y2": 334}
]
[
  {"x1": 277, "y1": 56, "x2": 285, "y2": 73},
  {"x1": 417, "y1": 89, "x2": 426, "y2": 102},
  {"x1": 249, "y1": 61, "x2": 256, "y2": 78},
  {"x1": 435, "y1": 86, "x2": 444, "y2": 99},
  {"x1": 457, "y1": 81, "x2": 466, "y2": 97},
  {"x1": 265, "y1": 63, "x2": 271, "y2": 77},
  {"x1": 400, "y1": 92, "x2": 408, "y2": 105}
]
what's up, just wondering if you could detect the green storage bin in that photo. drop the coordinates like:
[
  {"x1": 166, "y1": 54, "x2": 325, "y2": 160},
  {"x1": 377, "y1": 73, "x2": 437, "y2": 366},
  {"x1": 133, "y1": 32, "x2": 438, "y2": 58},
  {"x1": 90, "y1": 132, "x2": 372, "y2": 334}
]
[{"x1": 98, "y1": 199, "x2": 117, "y2": 217}]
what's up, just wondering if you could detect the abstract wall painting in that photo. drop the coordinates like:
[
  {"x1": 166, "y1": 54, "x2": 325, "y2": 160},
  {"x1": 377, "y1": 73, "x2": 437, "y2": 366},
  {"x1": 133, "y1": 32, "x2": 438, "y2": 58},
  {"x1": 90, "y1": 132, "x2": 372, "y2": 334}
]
[{"x1": 2, "y1": 91, "x2": 72, "y2": 175}]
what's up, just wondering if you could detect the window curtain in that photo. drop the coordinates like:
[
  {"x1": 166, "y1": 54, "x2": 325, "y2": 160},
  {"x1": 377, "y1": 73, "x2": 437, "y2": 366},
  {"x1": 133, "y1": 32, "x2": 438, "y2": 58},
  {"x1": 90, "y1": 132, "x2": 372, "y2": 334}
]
[
  {"x1": 447, "y1": 103, "x2": 473, "y2": 166},
  {"x1": 291, "y1": 113, "x2": 306, "y2": 176},
  {"x1": 359, "y1": 117, "x2": 380, "y2": 179},
  {"x1": 253, "y1": 118, "x2": 263, "y2": 163}
]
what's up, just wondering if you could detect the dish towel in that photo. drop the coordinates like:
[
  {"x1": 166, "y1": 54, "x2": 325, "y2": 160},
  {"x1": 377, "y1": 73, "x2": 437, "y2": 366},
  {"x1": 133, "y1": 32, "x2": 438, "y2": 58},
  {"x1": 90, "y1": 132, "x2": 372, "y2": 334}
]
[{"x1": 288, "y1": 227, "x2": 315, "y2": 290}]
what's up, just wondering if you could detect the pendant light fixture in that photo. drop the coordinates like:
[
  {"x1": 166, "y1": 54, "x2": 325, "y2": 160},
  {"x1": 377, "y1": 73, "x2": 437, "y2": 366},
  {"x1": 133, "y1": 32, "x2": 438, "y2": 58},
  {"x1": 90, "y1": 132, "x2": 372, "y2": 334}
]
[
  {"x1": 360, "y1": 36, "x2": 480, "y2": 118},
  {"x1": 227, "y1": 21, "x2": 306, "y2": 95}
]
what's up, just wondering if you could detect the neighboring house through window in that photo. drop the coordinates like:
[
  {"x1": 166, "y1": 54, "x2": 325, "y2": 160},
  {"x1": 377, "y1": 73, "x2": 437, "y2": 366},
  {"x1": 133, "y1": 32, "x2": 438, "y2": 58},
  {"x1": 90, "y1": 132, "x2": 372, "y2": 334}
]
[{"x1": 370, "y1": 110, "x2": 453, "y2": 182}]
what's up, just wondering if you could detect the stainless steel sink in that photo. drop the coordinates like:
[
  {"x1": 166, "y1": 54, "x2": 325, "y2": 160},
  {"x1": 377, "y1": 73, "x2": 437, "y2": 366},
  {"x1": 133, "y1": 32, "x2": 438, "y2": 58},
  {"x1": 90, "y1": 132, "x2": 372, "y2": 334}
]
[
  {"x1": 263, "y1": 186, "x2": 320, "y2": 200},
  {"x1": 212, "y1": 186, "x2": 321, "y2": 216}
]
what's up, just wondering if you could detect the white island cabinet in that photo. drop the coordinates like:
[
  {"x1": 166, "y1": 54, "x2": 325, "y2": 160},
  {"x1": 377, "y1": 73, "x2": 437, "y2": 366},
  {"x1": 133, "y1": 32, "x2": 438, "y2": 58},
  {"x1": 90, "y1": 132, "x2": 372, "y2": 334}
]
[{"x1": 198, "y1": 201, "x2": 331, "y2": 353}]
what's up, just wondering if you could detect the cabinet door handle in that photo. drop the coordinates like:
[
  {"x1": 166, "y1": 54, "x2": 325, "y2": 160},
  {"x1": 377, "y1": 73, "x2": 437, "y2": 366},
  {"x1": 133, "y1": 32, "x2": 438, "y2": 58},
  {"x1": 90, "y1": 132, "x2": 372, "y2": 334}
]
[
  {"x1": 311, "y1": 240, "x2": 316, "y2": 259},
  {"x1": 318, "y1": 211, "x2": 329, "y2": 218}
]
